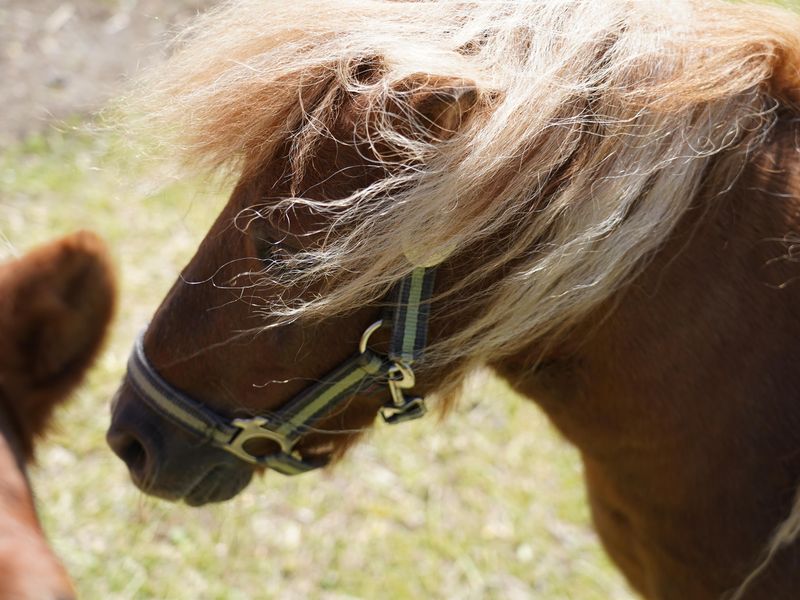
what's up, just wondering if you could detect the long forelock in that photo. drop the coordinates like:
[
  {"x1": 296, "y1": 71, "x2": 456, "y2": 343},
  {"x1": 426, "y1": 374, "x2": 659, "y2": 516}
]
[{"x1": 130, "y1": 0, "x2": 799, "y2": 374}]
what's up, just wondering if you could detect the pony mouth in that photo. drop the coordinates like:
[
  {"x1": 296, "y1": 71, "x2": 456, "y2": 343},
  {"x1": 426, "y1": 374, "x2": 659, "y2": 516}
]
[
  {"x1": 182, "y1": 466, "x2": 253, "y2": 506},
  {"x1": 125, "y1": 462, "x2": 253, "y2": 506}
]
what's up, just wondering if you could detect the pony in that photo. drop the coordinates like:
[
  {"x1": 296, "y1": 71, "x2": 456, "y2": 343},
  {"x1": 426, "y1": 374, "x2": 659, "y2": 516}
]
[
  {"x1": 107, "y1": 0, "x2": 800, "y2": 597},
  {"x1": 0, "y1": 231, "x2": 115, "y2": 600}
]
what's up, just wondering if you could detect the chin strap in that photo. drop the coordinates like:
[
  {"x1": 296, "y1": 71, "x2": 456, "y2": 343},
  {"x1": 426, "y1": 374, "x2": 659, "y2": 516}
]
[{"x1": 124, "y1": 266, "x2": 436, "y2": 475}]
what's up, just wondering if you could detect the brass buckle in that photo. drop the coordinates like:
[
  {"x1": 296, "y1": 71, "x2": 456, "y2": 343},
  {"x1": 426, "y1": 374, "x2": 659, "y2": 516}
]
[{"x1": 225, "y1": 416, "x2": 296, "y2": 464}]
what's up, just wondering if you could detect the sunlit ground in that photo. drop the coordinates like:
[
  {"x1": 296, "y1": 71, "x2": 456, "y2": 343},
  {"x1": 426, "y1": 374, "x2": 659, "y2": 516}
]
[{"x1": 0, "y1": 123, "x2": 638, "y2": 600}]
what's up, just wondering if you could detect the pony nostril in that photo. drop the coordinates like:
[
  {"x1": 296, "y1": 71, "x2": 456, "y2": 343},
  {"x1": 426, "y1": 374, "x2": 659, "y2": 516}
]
[
  {"x1": 107, "y1": 429, "x2": 152, "y2": 481},
  {"x1": 120, "y1": 436, "x2": 148, "y2": 474}
]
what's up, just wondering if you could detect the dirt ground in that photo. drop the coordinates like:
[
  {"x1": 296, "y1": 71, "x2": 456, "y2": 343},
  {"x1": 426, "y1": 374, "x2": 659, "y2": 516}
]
[{"x1": 0, "y1": 0, "x2": 213, "y2": 144}]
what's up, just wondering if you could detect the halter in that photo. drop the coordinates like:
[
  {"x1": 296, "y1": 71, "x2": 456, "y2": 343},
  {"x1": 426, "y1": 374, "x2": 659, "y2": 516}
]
[{"x1": 124, "y1": 267, "x2": 437, "y2": 475}]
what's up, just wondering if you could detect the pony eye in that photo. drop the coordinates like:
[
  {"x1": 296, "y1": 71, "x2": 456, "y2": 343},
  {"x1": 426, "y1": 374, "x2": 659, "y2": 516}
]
[
  {"x1": 255, "y1": 232, "x2": 294, "y2": 262},
  {"x1": 256, "y1": 236, "x2": 285, "y2": 261}
]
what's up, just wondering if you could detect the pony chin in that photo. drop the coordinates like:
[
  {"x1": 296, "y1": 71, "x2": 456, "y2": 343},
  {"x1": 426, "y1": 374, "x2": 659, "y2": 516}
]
[{"x1": 181, "y1": 466, "x2": 254, "y2": 506}]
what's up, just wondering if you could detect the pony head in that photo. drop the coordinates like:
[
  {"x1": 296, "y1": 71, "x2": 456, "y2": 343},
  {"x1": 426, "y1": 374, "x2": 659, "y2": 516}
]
[{"x1": 108, "y1": 0, "x2": 799, "y2": 503}]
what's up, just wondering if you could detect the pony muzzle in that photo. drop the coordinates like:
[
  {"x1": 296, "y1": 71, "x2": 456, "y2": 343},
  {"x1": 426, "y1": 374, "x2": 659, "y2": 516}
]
[{"x1": 107, "y1": 382, "x2": 254, "y2": 504}]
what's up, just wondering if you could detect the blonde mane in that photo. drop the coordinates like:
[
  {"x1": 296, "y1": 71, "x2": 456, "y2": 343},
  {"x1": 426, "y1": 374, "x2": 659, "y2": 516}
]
[{"x1": 129, "y1": 0, "x2": 798, "y2": 370}]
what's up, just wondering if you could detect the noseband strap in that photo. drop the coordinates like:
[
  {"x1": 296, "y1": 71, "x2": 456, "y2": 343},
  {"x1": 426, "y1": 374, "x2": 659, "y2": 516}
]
[{"x1": 124, "y1": 266, "x2": 436, "y2": 475}]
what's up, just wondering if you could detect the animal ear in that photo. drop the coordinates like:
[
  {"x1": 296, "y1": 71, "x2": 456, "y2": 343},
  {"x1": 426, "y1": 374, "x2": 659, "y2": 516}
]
[
  {"x1": 0, "y1": 231, "x2": 115, "y2": 441},
  {"x1": 393, "y1": 74, "x2": 480, "y2": 141}
]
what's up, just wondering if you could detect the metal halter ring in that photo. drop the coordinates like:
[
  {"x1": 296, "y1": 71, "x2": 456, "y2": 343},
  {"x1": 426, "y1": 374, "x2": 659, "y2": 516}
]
[{"x1": 228, "y1": 416, "x2": 297, "y2": 462}]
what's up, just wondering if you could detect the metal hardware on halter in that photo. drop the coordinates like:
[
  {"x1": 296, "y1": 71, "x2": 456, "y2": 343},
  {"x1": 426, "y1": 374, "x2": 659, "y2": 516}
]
[
  {"x1": 358, "y1": 319, "x2": 428, "y2": 425},
  {"x1": 228, "y1": 416, "x2": 294, "y2": 459},
  {"x1": 124, "y1": 266, "x2": 437, "y2": 475},
  {"x1": 352, "y1": 318, "x2": 428, "y2": 424},
  {"x1": 359, "y1": 319, "x2": 384, "y2": 353},
  {"x1": 222, "y1": 416, "x2": 323, "y2": 475},
  {"x1": 381, "y1": 361, "x2": 427, "y2": 424},
  {"x1": 356, "y1": 319, "x2": 428, "y2": 425}
]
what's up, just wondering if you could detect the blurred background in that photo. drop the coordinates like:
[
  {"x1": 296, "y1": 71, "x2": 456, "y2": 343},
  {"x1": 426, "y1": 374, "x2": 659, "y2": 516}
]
[{"x1": 1, "y1": 1, "x2": 636, "y2": 598}]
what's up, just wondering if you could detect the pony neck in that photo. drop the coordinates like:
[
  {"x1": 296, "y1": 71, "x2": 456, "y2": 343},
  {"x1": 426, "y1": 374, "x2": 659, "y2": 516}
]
[{"x1": 493, "y1": 113, "x2": 800, "y2": 596}]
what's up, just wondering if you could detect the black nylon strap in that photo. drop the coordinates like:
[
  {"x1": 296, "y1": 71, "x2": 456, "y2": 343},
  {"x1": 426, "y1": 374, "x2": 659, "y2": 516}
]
[
  {"x1": 127, "y1": 337, "x2": 238, "y2": 445},
  {"x1": 272, "y1": 350, "x2": 388, "y2": 444},
  {"x1": 389, "y1": 267, "x2": 437, "y2": 364}
]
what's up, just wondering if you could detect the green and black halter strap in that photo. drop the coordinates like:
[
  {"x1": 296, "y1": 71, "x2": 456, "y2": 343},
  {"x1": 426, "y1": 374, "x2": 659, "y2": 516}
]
[{"x1": 125, "y1": 267, "x2": 437, "y2": 475}]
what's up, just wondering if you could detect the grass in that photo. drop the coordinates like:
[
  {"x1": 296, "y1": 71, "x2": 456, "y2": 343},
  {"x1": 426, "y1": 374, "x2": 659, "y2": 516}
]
[{"x1": 0, "y1": 126, "x2": 635, "y2": 599}]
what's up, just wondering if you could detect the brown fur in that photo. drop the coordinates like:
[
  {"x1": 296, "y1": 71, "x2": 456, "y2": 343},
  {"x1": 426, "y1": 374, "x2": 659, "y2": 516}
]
[
  {"x1": 0, "y1": 231, "x2": 115, "y2": 600},
  {"x1": 109, "y1": 1, "x2": 800, "y2": 597},
  {"x1": 114, "y1": 99, "x2": 800, "y2": 599},
  {"x1": 494, "y1": 117, "x2": 800, "y2": 597}
]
